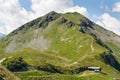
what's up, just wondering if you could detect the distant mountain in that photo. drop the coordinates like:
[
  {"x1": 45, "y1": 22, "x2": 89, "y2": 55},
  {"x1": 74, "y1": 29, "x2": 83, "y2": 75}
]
[
  {"x1": 0, "y1": 33, "x2": 5, "y2": 39},
  {"x1": 0, "y1": 11, "x2": 120, "y2": 80}
]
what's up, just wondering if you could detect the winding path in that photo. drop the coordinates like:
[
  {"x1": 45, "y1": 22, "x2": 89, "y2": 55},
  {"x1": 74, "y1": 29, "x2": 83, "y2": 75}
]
[{"x1": 91, "y1": 39, "x2": 94, "y2": 53}]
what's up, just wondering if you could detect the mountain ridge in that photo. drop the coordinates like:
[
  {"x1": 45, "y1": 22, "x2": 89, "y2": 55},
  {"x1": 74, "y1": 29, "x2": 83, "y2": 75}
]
[{"x1": 0, "y1": 11, "x2": 120, "y2": 80}]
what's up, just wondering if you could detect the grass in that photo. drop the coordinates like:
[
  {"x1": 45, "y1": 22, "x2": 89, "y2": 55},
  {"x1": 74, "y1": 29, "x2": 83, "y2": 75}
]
[
  {"x1": 15, "y1": 70, "x2": 115, "y2": 80},
  {"x1": 0, "y1": 38, "x2": 11, "y2": 53},
  {"x1": 105, "y1": 42, "x2": 120, "y2": 54},
  {"x1": 43, "y1": 17, "x2": 107, "y2": 61},
  {"x1": 0, "y1": 65, "x2": 20, "y2": 80},
  {"x1": 0, "y1": 11, "x2": 120, "y2": 80},
  {"x1": 15, "y1": 70, "x2": 53, "y2": 80},
  {"x1": 0, "y1": 48, "x2": 69, "y2": 67},
  {"x1": 0, "y1": 47, "x2": 119, "y2": 80},
  {"x1": 105, "y1": 42, "x2": 120, "y2": 63}
]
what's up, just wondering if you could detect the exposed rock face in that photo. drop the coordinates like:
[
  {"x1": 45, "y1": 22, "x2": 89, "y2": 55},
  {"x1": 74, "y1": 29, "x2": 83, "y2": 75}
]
[
  {"x1": 101, "y1": 52, "x2": 120, "y2": 71},
  {"x1": 46, "y1": 11, "x2": 61, "y2": 22},
  {"x1": 60, "y1": 17, "x2": 67, "y2": 24}
]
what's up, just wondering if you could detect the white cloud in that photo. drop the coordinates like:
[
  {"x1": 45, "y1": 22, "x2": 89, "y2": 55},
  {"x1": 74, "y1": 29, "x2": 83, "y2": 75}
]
[
  {"x1": 112, "y1": 2, "x2": 120, "y2": 12},
  {"x1": 0, "y1": 0, "x2": 88, "y2": 34},
  {"x1": 0, "y1": 26, "x2": 7, "y2": 34},
  {"x1": 96, "y1": 21, "x2": 104, "y2": 27},
  {"x1": 64, "y1": 5, "x2": 88, "y2": 17},
  {"x1": 31, "y1": 0, "x2": 88, "y2": 17},
  {"x1": 96, "y1": 13, "x2": 120, "y2": 35},
  {"x1": 0, "y1": 0, "x2": 33, "y2": 34},
  {"x1": 31, "y1": 0, "x2": 73, "y2": 17}
]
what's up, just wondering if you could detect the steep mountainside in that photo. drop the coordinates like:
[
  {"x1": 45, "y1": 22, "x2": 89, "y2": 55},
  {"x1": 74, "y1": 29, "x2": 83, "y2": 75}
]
[
  {"x1": 0, "y1": 11, "x2": 120, "y2": 80},
  {"x1": 81, "y1": 23, "x2": 120, "y2": 60}
]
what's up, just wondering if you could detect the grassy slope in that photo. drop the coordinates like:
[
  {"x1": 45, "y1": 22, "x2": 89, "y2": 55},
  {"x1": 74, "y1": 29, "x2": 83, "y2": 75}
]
[
  {"x1": 92, "y1": 24, "x2": 120, "y2": 63},
  {"x1": 15, "y1": 70, "x2": 114, "y2": 80},
  {"x1": 0, "y1": 65, "x2": 20, "y2": 80},
  {"x1": 93, "y1": 24, "x2": 120, "y2": 63},
  {"x1": 0, "y1": 12, "x2": 120, "y2": 80},
  {"x1": 0, "y1": 47, "x2": 119, "y2": 80},
  {"x1": 105, "y1": 42, "x2": 120, "y2": 64}
]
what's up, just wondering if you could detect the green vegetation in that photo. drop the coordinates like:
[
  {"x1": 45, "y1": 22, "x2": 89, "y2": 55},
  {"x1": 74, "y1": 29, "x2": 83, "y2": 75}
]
[
  {"x1": 15, "y1": 70, "x2": 114, "y2": 80},
  {"x1": 0, "y1": 65, "x2": 20, "y2": 80},
  {"x1": 0, "y1": 11, "x2": 120, "y2": 80},
  {"x1": 1, "y1": 57, "x2": 28, "y2": 72},
  {"x1": 0, "y1": 48, "x2": 119, "y2": 80},
  {"x1": 0, "y1": 38, "x2": 11, "y2": 53}
]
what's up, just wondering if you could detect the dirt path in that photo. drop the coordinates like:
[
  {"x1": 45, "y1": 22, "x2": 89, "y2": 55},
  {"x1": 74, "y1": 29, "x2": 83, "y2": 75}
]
[
  {"x1": 91, "y1": 39, "x2": 94, "y2": 53},
  {"x1": 0, "y1": 58, "x2": 6, "y2": 64}
]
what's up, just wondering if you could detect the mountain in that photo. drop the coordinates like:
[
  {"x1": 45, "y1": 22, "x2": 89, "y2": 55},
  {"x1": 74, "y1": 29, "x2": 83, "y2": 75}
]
[
  {"x1": 0, "y1": 11, "x2": 120, "y2": 80},
  {"x1": 0, "y1": 33, "x2": 5, "y2": 39}
]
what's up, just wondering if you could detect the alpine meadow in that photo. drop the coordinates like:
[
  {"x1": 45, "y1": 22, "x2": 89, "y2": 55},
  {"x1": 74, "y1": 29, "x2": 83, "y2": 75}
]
[{"x1": 0, "y1": 11, "x2": 120, "y2": 80}]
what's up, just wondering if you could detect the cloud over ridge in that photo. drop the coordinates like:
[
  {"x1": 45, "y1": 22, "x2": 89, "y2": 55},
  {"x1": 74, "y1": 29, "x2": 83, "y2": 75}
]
[{"x1": 0, "y1": 0, "x2": 88, "y2": 34}]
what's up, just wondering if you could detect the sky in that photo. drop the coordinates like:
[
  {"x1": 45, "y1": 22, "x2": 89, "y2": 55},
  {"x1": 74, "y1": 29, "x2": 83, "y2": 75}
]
[{"x1": 0, "y1": 0, "x2": 120, "y2": 35}]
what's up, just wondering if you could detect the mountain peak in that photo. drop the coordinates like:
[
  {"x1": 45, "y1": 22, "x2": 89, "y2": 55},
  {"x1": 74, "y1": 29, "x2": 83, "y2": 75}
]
[
  {"x1": 47, "y1": 11, "x2": 58, "y2": 14},
  {"x1": 45, "y1": 11, "x2": 61, "y2": 22}
]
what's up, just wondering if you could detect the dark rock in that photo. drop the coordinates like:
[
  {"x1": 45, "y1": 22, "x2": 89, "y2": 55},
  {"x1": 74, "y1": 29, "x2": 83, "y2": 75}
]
[
  {"x1": 67, "y1": 21, "x2": 75, "y2": 28},
  {"x1": 101, "y1": 52, "x2": 120, "y2": 71},
  {"x1": 46, "y1": 11, "x2": 60, "y2": 22},
  {"x1": 38, "y1": 20, "x2": 48, "y2": 28},
  {"x1": 79, "y1": 27, "x2": 86, "y2": 33},
  {"x1": 81, "y1": 19, "x2": 94, "y2": 29},
  {"x1": 1, "y1": 57, "x2": 28, "y2": 72},
  {"x1": 60, "y1": 17, "x2": 67, "y2": 24}
]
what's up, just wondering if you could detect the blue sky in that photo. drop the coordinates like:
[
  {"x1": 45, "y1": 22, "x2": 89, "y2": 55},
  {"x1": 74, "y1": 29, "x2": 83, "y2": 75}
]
[
  {"x1": 74, "y1": 0, "x2": 120, "y2": 19},
  {"x1": 19, "y1": 0, "x2": 32, "y2": 11},
  {"x1": 18, "y1": 0, "x2": 120, "y2": 20},
  {"x1": 0, "y1": 0, "x2": 120, "y2": 35}
]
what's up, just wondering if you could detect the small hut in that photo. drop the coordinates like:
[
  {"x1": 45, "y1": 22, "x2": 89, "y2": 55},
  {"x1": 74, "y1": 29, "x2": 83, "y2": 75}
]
[{"x1": 87, "y1": 67, "x2": 101, "y2": 72}]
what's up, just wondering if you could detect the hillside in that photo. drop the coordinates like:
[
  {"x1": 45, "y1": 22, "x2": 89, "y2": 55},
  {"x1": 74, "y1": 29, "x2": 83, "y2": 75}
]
[
  {"x1": 0, "y1": 11, "x2": 120, "y2": 80},
  {"x1": 0, "y1": 65, "x2": 20, "y2": 80}
]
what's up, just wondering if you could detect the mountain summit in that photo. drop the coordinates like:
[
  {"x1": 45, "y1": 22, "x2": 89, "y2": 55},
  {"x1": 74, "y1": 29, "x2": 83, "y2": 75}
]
[{"x1": 0, "y1": 11, "x2": 120, "y2": 80}]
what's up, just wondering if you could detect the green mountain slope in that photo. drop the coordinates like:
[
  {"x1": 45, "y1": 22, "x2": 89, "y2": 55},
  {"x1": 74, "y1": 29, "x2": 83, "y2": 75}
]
[
  {"x1": 0, "y1": 65, "x2": 20, "y2": 80},
  {"x1": 0, "y1": 11, "x2": 120, "y2": 80}
]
